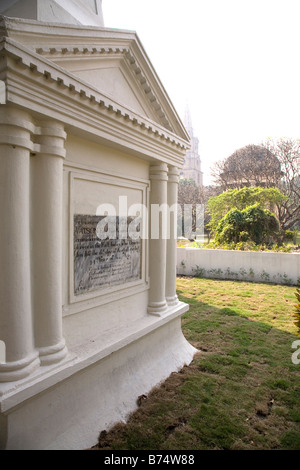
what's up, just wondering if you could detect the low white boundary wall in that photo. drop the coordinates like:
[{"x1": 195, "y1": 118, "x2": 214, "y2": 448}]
[{"x1": 177, "y1": 248, "x2": 300, "y2": 285}]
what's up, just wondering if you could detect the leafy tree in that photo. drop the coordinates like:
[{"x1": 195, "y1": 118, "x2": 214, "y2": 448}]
[
  {"x1": 215, "y1": 204, "x2": 279, "y2": 245},
  {"x1": 207, "y1": 186, "x2": 287, "y2": 234}
]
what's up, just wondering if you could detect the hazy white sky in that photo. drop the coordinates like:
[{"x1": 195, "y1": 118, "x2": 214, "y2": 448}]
[{"x1": 103, "y1": 0, "x2": 300, "y2": 184}]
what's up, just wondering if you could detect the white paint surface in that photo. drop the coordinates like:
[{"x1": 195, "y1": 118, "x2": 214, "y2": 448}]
[
  {"x1": 0, "y1": 14, "x2": 194, "y2": 450},
  {"x1": 177, "y1": 248, "x2": 300, "y2": 285}
]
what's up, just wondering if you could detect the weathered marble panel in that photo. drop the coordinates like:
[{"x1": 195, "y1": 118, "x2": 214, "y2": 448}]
[{"x1": 74, "y1": 214, "x2": 141, "y2": 295}]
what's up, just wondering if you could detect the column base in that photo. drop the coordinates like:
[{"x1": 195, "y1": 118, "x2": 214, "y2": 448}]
[
  {"x1": 147, "y1": 300, "x2": 168, "y2": 316},
  {"x1": 0, "y1": 351, "x2": 40, "y2": 383},
  {"x1": 0, "y1": 303, "x2": 196, "y2": 450},
  {"x1": 38, "y1": 339, "x2": 68, "y2": 366},
  {"x1": 166, "y1": 295, "x2": 179, "y2": 307}
]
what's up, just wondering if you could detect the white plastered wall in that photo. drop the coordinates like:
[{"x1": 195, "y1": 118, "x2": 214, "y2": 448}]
[{"x1": 62, "y1": 133, "x2": 150, "y2": 346}]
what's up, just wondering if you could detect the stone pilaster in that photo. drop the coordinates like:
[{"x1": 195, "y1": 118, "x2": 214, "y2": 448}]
[
  {"x1": 31, "y1": 121, "x2": 68, "y2": 365},
  {"x1": 0, "y1": 107, "x2": 40, "y2": 382},
  {"x1": 165, "y1": 166, "x2": 179, "y2": 306},
  {"x1": 147, "y1": 163, "x2": 168, "y2": 316}
]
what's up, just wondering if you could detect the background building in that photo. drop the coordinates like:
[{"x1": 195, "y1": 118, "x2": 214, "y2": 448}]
[{"x1": 180, "y1": 106, "x2": 203, "y2": 186}]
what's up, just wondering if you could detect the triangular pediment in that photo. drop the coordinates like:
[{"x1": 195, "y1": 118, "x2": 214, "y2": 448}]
[
  {"x1": 49, "y1": 53, "x2": 160, "y2": 121},
  {"x1": 39, "y1": 44, "x2": 185, "y2": 135},
  {"x1": 0, "y1": 17, "x2": 189, "y2": 139}
]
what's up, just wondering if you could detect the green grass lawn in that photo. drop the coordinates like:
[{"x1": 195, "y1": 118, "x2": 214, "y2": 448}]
[{"x1": 93, "y1": 277, "x2": 300, "y2": 451}]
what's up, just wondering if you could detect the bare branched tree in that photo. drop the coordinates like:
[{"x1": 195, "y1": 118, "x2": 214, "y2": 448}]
[
  {"x1": 211, "y1": 144, "x2": 283, "y2": 190},
  {"x1": 178, "y1": 179, "x2": 219, "y2": 239},
  {"x1": 211, "y1": 139, "x2": 300, "y2": 230},
  {"x1": 262, "y1": 138, "x2": 300, "y2": 230},
  {"x1": 177, "y1": 179, "x2": 204, "y2": 238}
]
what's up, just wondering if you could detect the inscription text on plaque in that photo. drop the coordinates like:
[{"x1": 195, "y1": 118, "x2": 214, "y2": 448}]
[{"x1": 74, "y1": 214, "x2": 141, "y2": 295}]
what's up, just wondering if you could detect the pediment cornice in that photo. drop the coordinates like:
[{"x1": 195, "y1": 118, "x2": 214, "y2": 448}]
[
  {"x1": 0, "y1": 34, "x2": 190, "y2": 165},
  {"x1": 0, "y1": 16, "x2": 189, "y2": 142},
  {"x1": 36, "y1": 45, "x2": 172, "y2": 129}
]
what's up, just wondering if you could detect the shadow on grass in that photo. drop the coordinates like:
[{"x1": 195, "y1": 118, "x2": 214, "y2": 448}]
[
  {"x1": 93, "y1": 284, "x2": 300, "y2": 451},
  {"x1": 177, "y1": 286, "x2": 300, "y2": 450}
]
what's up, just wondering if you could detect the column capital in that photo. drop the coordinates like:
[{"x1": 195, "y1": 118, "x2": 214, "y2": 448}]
[
  {"x1": 168, "y1": 165, "x2": 179, "y2": 184},
  {"x1": 0, "y1": 109, "x2": 67, "y2": 158},
  {"x1": 33, "y1": 121, "x2": 67, "y2": 159},
  {"x1": 149, "y1": 162, "x2": 168, "y2": 181},
  {"x1": 36, "y1": 121, "x2": 67, "y2": 140},
  {"x1": 0, "y1": 106, "x2": 34, "y2": 151}
]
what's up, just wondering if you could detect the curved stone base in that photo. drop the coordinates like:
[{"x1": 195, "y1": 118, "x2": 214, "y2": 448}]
[
  {"x1": 166, "y1": 294, "x2": 179, "y2": 306},
  {"x1": 0, "y1": 310, "x2": 197, "y2": 450},
  {"x1": 0, "y1": 352, "x2": 40, "y2": 383},
  {"x1": 147, "y1": 300, "x2": 168, "y2": 316},
  {"x1": 38, "y1": 340, "x2": 68, "y2": 366}
]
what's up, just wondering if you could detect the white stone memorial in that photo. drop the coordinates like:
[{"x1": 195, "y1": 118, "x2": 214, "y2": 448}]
[{"x1": 0, "y1": 0, "x2": 196, "y2": 449}]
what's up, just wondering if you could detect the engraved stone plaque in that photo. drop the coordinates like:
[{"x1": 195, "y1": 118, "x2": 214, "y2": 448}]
[{"x1": 74, "y1": 214, "x2": 141, "y2": 295}]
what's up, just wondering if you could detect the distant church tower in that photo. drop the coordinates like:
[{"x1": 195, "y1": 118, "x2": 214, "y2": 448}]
[{"x1": 181, "y1": 107, "x2": 203, "y2": 186}]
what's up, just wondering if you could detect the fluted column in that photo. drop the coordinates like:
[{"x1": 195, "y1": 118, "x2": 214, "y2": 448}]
[
  {"x1": 31, "y1": 121, "x2": 68, "y2": 365},
  {"x1": 0, "y1": 107, "x2": 40, "y2": 382},
  {"x1": 147, "y1": 163, "x2": 168, "y2": 316},
  {"x1": 166, "y1": 166, "x2": 180, "y2": 306}
]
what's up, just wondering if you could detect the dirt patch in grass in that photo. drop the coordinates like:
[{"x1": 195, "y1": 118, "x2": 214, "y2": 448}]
[
  {"x1": 91, "y1": 277, "x2": 300, "y2": 451},
  {"x1": 96, "y1": 358, "x2": 201, "y2": 450}
]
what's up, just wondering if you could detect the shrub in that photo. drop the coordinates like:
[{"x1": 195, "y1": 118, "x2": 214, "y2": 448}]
[
  {"x1": 284, "y1": 230, "x2": 297, "y2": 243},
  {"x1": 294, "y1": 283, "x2": 300, "y2": 338},
  {"x1": 215, "y1": 204, "x2": 279, "y2": 246}
]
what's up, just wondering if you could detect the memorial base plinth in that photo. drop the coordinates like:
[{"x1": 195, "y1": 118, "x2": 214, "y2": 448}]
[{"x1": 0, "y1": 303, "x2": 196, "y2": 450}]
